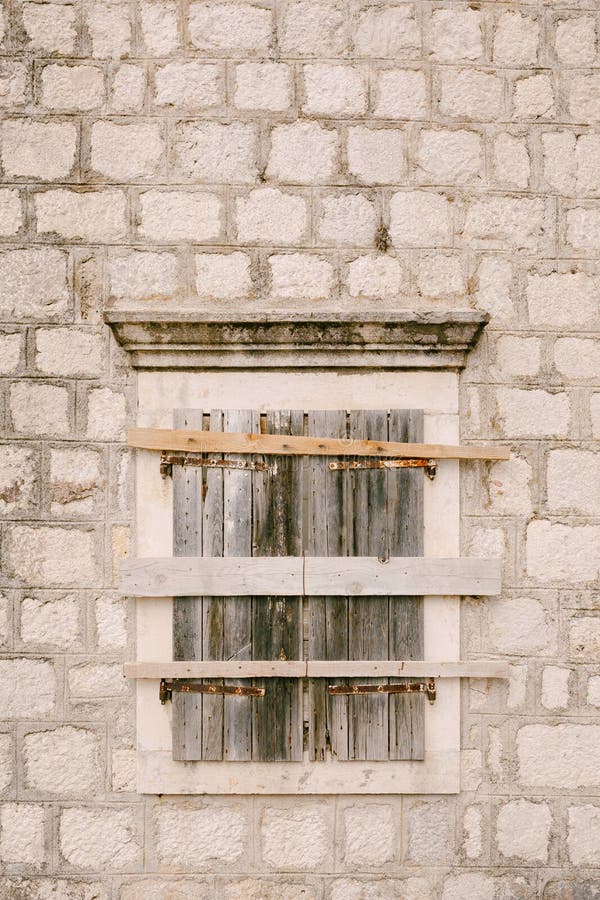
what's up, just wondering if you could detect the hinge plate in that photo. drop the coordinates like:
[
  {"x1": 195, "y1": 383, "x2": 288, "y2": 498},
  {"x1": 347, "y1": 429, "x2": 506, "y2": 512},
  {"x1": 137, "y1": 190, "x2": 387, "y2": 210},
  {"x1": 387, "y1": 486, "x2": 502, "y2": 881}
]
[
  {"x1": 328, "y1": 679, "x2": 436, "y2": 703},
  {"x1": 160, "y1": 679, "x2": 265, "y2": 703}
]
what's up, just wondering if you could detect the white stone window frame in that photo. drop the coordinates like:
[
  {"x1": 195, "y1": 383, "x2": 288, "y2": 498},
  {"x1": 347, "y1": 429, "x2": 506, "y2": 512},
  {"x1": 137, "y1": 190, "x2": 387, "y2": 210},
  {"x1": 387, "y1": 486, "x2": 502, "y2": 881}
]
[{"x1": 108, "y1": 309, "x2": 486, "y2": 794}]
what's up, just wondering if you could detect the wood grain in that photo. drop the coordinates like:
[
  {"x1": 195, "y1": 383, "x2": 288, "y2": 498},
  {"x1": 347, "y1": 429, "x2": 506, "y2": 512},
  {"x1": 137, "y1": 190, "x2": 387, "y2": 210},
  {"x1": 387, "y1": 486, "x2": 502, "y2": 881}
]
[
  {"x1": 171, "y1": 409, "x2": 203, "y2": 761},
  {"x1": 125, "y1": 660, "x2": 511, "y2": 679},
  {"x1": 128, "y1": 427, "x2": 510, "y2": 461},
  {"x1": 121, "y1": 556, "x2": 501, "y2": 597}
]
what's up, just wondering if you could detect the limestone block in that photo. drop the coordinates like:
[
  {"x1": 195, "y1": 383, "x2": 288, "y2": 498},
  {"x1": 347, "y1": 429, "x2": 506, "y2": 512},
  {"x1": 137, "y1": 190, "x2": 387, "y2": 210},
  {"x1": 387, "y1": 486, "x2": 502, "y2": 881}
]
[
  {"x1": 555, "y1": 17, "x2": 596, "y2": 66},
  {"x1": 10, "y1": 382, "x2": 69, "y2": 437},
  {"x1": 195, "y1": 252, "x2": 252, "y2": 299},
  {"x1": 439, "y1": 69, "x2": 503, "y2": 121},
  {"x1": 427, "y1": 8, "x2": 482, "y2": 63},
  {"x1": 373, "y1": 69, "x2": 427, "y2": 119},
  {"x1": 342, "y1": 804, "x2": 396, "y2": 867},
  {"x1": 86, "y1": 387, "x2": 127, "y2": 441},
  {"x1": 0, "y1": 658, "x2": 56, "y2": 718},
  {"x1": 35, "y1": 327, "x2": 105, "y2": 378},
  {"x1": 541, "y1": 666, "x2": 570, "y2": 710},
  {"x1": 527, "y1": 270, "x2": 597, "y2": 325},
  {"x1": 518, "y1": 724, "x2": 600, "y2": 787},
  {"x1": 347, "y1": 127, "x2": 406, "y2": 185},
  {"x1": 496, "y1": 388, "x2": 569, "y2": 438},
  {"x1": 140, "y1": 2, "x2": 180, "y2": 55},
  {"x1": 154, "y1": 804, "x2": 247, "y2": 869},
  {"x1": 139, "y1": 190, "x2": 221, "y2": 242},
  {"x1": 175, "y1": 122, "x2": 256, "y2": 182},
  {"x1": 3, "y1": 525, "x2": 99, "y2": 587},
  {"x1": 302, "y1": 64, "x2": 367, "y2": 117},
  {"x1": 188, "y1": 3, "x2": 272, "y2": 53},
  {"x1": 86, "y1": 3, "x2": 131, "y2": 58},
  {"x1": 236, "y1": 188, "x2": 308, "y2": 244},
  {"x1": 527, "y1": 520, "x2": 600, "y2": 582},
  {"x1": 154, "y1": 61, "x2": 222, "y2": 110},
  {"x1": 234, "y1": 62, "x2": 292, "y2": 111},
  {"x1": 2, "y1": 121, "x2": 77, "y2": 179},
  {"x1": 0, "y1": 189, "x2": 22, "y2": 237},
  {"x1": 318, "y1": 193, "x2": 376, "y2": 246},
  {"x1": 110, "y1": 65, "x2": 146, "y2": 113},
  {"x1": 35, "y1": 189, "x2": 127, "y2": 243},
  {"x1": 23, "y1": 726, "x2": 101, "y2": 797},
  {"x1": 346, "y1": 254, "x2": 406, "y2": 299},
  {"x1": 260, "y1": 805, "x2": 331, "y2": 870},
  {"x1": 0, "y1": 445, "x2": 38, "y2": 516},
  {"x1": 59, "y1": 807, "x2": 142, "y2": 871},
  {"x1": 494, "y1": 11, "x2": 539, "y2": 65},
  {"x1": 0, "y1": 803, "x2": 45, "y2": 865},
  {"x1": 496, "y1": 799, "x2": 550, "y2": 862},
  {"x1": 492, "y1": 133, "x2": 530, "y2": 190},
  {"x1": 20, "y1": 594, "x2": 82, "y2": 649},
  {"x1": 108, "y1": 251, "x2": 178, "y2": 303},
  {"x1": 390, "y1": 191, "x2": 451, "y2": 248},
  {"x1": 354, "y1": 6, "x2": 419, "y2": 58},
  {"x1": 22, "y1": 2, "x2": 77, "y2": 54},
  {"x1": 416, "y1": 128, "x2": 483, "y2": 185},
  {"x1": 91, "y1": 122, "x2": 163, "y2": 180},
  {"x1": 267, "y1": 121, "x2": 337, "y2": 184},
  {"x1": 568, "y1": 805, "x2": 600, "y2": 865},
  {"x1": 278, "y1": 1, "x2": 346, "y2": 57},
  {"x1": 40, "y1": 64, "x2": 104, "y2": 112},
  {"x1": 269, "y1": 253, "x2": 334, "y2": 300}
]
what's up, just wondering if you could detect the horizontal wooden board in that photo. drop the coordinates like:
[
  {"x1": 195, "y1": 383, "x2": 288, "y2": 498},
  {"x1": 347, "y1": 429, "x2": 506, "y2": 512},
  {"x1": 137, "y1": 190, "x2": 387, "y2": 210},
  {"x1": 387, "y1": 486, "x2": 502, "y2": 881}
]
[
  {"x1": 125, "y1": 660, "x2": 511, "y2": 679},
  {"x1": 124, "y1": 661, "x2": 307, "y2": 679},
  {"x1": 307, "y1": 660, "x2": 511, "y2": 679},
  {"x1": 128, "y1": 427, "x2": 510, "y2": 461},
  {"x1": 121, "y1": 556, "x2": 303, "y2": 597},
  {"x1": 121, "y1": 556, "x2": 501, "y2": 597}
]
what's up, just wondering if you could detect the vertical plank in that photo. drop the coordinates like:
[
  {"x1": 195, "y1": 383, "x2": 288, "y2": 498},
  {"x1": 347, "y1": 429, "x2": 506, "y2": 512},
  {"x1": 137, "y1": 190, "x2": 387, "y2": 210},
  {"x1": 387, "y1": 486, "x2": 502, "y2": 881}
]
[
  {"x1": 307, "y1": 410, "x2": 348, "y2": 761},
  {"x1": 388, "y1": 409, "x2": 425, "y2": 760},
  {"x1": 223, "y1": 408, "x2": 257, "y2": 761},
  {"x1": 348, "y1": 410, "x2": 389, "y2": 761},
  {"x1": 172, "y1": 409, "x2": 203, "y2": 761},
  {"x1": 252, "y1": 410, "x2": 304, "y2": 762},
  {"x1": 201, "y1": 409, "x2": 224, "y2": 760}
]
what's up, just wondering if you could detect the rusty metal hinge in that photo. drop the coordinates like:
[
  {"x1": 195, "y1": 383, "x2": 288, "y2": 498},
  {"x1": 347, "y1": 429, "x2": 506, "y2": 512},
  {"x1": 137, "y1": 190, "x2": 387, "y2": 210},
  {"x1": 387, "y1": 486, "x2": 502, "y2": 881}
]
[
  {"x1": 159, "y1": 679, "x2": 265, "y2": 703},
  {"x1": 160, "y1": 451, "x2": 271, "y2": 478},
  {"x1": 328, "y1": 679, "x2": 436, "y2": 703},
  {"x1": 329, "y1": 459, "x2": 437, "y2": 480}
]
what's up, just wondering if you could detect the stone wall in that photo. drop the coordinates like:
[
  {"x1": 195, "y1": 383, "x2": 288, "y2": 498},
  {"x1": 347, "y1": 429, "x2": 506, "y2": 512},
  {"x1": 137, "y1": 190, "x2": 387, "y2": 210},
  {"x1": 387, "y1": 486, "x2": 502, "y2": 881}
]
[{"x1": 0, "y1": 0, "x2": 599, "y2": 896}]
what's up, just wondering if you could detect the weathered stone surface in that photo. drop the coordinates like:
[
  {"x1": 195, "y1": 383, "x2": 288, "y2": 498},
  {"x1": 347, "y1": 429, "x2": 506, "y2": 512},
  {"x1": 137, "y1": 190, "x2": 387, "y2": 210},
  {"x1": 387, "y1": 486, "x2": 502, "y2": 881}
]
[
  {"x1": 154, "y1": 804, "x2": 247, "y2": 869},
  {"x1": 23, "y1": 726, "x2": 101, "y2": 797},
  {"x1": 59, "y1": 807, "x2": 142, "y2": 871},
  {"x1": 260, "y1": 806, "x2": 331, "y2": 870},
  {"x1": 496, "y1": 799, "x2": 551, "y2": 862},
  {"x1": 518, "y1": 724, "x2": 600, "y2": 788},
  {"x1": 342, "y1": 805, "x2": 396, "y2": 866}
]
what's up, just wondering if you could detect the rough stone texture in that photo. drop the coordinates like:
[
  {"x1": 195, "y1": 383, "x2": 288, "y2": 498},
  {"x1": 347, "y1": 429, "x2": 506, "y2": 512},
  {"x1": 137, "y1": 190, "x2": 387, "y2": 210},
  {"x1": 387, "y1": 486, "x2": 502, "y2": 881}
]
[
  {"x1": 154, "y1": 804, "x2": 246, "y2": 869},
  {"x1": 1, "y1": 0, "x2": 598, "y2": 892},
  {"x1": 59, "y1": 806, "x2": 142, "y2": 871},
  {"x1": 0, "y1": 803, "x2": 46, "y2": 865},
  {"x1": 496, "y1": 799, "x2": 551, "y2": 862},
  {"x1": 261, "y1": 806, "x2": 331, "y2": 870},
  {"x1": 342, "y1": 805, "x2": 396, "y2": 867},
  {"x1": 23, "y1": 726, "x2": 101, "y2": 797}
]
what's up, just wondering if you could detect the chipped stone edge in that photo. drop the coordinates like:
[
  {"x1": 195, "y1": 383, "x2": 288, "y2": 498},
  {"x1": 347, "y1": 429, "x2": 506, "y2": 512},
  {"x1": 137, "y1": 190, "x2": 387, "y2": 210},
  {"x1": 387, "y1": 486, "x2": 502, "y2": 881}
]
[{"x1": 104, "y1": 308, "x2": 489, "y2": 369}]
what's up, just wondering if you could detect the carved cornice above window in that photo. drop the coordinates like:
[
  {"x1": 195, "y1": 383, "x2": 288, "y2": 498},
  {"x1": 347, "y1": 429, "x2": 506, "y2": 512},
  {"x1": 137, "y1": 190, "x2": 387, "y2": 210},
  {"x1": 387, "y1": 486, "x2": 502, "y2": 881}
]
[{"x1": 104, "y1": 306, "x2": 489, "y2": 370}]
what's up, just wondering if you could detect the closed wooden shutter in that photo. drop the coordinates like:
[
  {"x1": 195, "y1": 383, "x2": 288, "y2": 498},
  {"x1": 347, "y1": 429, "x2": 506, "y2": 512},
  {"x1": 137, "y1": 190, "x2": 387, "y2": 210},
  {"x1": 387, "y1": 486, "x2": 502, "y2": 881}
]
[{"x1": 171, "y1": 408, "x2": 424, "y2": 762}]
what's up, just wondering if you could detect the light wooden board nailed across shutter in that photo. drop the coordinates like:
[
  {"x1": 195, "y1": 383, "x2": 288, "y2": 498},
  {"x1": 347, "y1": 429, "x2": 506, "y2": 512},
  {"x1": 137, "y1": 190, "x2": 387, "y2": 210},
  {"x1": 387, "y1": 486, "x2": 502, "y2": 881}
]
[{"x1": 171, "y1": 409, "x2": 424, "y2": 763}]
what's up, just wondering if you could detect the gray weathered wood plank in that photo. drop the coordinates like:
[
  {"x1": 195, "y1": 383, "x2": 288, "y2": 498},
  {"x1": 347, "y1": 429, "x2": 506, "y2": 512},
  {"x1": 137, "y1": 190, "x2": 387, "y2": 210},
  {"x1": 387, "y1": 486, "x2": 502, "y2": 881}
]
[
  {"x1": 223, "y1": 409, "x2": 256, "y2": 761},
  {"x1": 201, "y1": 409, "x2": 224, "y2": 760},
  {"x1": 307, "y1": 410, "x2": 348, "y2": 761},
  {"x1": 388, "y1": 409, "x2": 424, "y2": 760},
  {"x1": 348, "y1": 410, "x2": 389, "y2": 761},
  {"x1": 252, "y1": 410, "x2": 304, "y2": 762},
  {"x1": 121, "y1": 556, "x2": 501, "y2": 597},
  {"x1": 172, "y1": 409, "x2": 204, "y2": 761}
]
